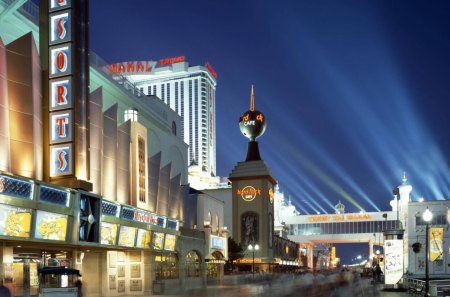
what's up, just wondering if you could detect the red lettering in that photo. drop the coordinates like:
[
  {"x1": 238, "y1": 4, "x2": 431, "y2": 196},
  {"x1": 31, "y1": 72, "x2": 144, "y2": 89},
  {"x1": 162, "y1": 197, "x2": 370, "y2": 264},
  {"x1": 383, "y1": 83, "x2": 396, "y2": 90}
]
[
  {"x1": 159, "y1": 56, "x2": 185, "y2": 66},
  {"x1": 136, "y1": 62, "x2": 144, "y2": 72},
  {"x1": 109, "y1": 64, "x2": 117, "y2": 75},
  {"x1": 145, "y1": 62, "x2": 152, "y2": 72},
  {"x1": 126, "y1": 62, "x2": 135, "y2": 73},
  {"x1": 57, "y1": 18, "x2": 66, "y2": 39},
  {"x1": 56, "y1": 117, "x2": 67, "y2": 137},
  {"x1": 57, "y1": 150, "x2": 67, "y2": 171},
  {"x1": 56, "y1": 51, "x2": 67, "y2": 71},
  {"x1": 118, "y1": 63, "x2": 125, "y2": 73},
  {"x1": 57, "y1": 85, "x2": 67, "y2": 104},
  {"x1": 206, "y1": 62, "x2": 217, "y2": 79}
]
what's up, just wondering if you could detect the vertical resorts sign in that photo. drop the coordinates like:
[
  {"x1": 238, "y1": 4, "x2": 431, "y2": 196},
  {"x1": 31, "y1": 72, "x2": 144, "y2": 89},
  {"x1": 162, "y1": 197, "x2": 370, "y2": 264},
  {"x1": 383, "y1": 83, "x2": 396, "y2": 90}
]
[
  {"x1": 48, "y1": 0, "x2": 74, "y2": 177},
  {"x1": 43, "y1": 0, "x2": 90, "y2": 187}
]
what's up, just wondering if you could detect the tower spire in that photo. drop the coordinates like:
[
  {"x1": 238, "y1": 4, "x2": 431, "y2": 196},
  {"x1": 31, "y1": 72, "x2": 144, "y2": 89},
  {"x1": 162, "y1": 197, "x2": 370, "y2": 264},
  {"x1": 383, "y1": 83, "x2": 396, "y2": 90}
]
[
  {"x1": 402, "y1": 172, "x2": 407, "y2": 185},
  {"x1": 250, "y1": 85, "x2": 255, "y2": 111}
]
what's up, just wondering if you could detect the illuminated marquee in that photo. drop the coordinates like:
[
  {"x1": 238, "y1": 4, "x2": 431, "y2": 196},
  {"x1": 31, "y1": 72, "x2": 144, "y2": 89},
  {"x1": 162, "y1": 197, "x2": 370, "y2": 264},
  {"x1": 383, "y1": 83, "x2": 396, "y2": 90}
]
[
  {"x1": 108, "y1": 61, "x2": 155, "y2": 75},
  {"x1": 48, "y1": 2, "x2": 74, "y2": 177},
  {"x1": 269, "y1": 188, "x2": 274, "y2": 204},
  {"x1": 50, "y1": 77, "x2": 72, "y2": 110},
  {"x1": 307, "y1": 213, "x2": 372, "y2": 222},
  {"x1": 237, "y1": 186, "x2": 261, "y2": 202},
  {"x1": 159, "y1": 56, "x2": 185, "y2": 66}
]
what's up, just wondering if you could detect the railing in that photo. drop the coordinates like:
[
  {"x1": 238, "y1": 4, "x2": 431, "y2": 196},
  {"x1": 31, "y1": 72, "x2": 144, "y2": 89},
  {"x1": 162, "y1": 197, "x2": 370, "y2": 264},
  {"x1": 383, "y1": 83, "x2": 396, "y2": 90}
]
[
  {"x1": 2, "y1": 0, "x2": 39, "y2": 24},
  {"x1": 404, "y1": 276, "x2": 450, "y2": 297}
]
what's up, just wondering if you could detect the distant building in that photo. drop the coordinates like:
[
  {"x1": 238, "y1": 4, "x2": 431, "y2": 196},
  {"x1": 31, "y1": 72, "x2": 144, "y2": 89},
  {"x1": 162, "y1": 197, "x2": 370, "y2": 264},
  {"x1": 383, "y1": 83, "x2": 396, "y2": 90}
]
[{"x1": 109, "y1": 57, "x2": 218, "y2": 180}]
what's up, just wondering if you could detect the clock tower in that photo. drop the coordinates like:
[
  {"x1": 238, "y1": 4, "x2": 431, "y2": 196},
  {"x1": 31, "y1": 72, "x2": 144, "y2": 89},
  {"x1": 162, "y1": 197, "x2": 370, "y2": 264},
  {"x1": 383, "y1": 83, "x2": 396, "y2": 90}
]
[{"x1": 229, "y1": 86, "x2": 276, "y2": 266}]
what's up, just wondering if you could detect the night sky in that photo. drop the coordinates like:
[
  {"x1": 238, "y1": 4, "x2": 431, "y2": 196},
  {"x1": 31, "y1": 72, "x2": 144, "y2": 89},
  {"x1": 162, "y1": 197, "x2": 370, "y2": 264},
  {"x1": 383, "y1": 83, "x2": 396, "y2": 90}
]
[{"x1": 89, "y1": 1, "x2": 450, "y2": 261}]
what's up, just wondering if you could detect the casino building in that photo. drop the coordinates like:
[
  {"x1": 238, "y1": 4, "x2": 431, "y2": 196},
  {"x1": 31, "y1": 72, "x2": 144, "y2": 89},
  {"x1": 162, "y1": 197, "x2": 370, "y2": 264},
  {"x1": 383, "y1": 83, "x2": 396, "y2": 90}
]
[
  {"x1": 0, "y1": 1, "x2": 230, "y2": 296},
  {"x1": 107, "y1": 57, "x2": 218, "y2": 180}
]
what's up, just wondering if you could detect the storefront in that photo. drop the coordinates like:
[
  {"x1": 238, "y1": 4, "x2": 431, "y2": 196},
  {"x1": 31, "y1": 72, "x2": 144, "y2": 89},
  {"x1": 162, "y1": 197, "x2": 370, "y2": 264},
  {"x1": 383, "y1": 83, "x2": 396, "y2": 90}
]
[{"x1": 0, "y1": 172, "x2": 181, "y2": 296}]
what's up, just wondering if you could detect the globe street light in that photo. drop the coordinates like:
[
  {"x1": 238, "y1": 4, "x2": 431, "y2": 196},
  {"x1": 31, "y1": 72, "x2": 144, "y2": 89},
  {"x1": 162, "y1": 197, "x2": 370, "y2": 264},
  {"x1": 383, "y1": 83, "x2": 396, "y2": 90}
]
[
  {"x1": 423, "y1": 208, "x2": 433, "y2": 297},
  {"x1": 248, "y1": 243, "x2": 260, "y2": 277}
]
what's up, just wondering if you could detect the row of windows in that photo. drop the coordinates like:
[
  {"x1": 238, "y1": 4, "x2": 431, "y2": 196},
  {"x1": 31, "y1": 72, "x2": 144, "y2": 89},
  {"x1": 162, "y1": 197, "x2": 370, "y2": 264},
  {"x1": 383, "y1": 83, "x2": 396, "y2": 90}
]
[
  {"x1": 416, "y1": 214, "x2": 448, "y2": 226},
  {"x1": 289, "y1": 220, "x2": 401, "y2": 236},
  {"x1": 194, "y1": 80, "x2": 199, "y2": 163}
]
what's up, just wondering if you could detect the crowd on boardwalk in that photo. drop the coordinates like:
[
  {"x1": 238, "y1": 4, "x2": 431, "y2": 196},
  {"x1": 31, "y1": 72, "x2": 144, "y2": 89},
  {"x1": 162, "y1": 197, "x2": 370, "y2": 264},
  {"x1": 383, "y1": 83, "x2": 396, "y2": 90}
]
[{"x1": 187, "y1": 269, "x2": 384, "y2": 297}]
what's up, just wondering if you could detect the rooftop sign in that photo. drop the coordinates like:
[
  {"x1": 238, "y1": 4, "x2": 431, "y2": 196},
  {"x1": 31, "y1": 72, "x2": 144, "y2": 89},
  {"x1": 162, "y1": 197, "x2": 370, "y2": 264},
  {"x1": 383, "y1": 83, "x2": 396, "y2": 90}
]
[
  {"x1": 307, "y1": 213, "x2": 372, "y2": 222},
  {"x1": 159, "y1": 56, "x2": 185, "y2": 67}
]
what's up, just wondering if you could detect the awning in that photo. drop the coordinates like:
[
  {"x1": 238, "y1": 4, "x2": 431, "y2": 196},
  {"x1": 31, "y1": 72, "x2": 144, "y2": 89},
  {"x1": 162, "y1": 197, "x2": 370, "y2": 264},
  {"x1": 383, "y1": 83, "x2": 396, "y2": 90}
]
[{"x1": 38, "y1": 266, "x2": 81, "y2": 276}]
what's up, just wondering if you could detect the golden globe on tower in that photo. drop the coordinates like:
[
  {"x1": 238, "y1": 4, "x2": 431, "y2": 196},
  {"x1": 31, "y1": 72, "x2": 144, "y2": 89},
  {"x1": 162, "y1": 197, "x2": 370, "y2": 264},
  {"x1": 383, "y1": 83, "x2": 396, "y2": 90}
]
[{"x1": 239, "y1": 85, "x2": 266, "y2": 161}]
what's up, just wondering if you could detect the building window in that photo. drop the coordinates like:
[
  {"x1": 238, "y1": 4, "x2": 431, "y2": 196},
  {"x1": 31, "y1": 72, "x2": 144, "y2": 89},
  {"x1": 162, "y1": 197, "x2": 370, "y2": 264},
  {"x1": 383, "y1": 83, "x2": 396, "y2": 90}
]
[
  {"x1": 153, "y1": 85, "x2": 156, "y2": 95},
  {"x1": 156, "y1": 254, "x2": 179, "y2": 279},
  {"x1": 195, "y1": 79, "x2": 199, "y2": 164},
  {"x1": 138, "y1": 136, "x2": 146, "y2": 203},
  {"x1": 161, "y1": 84, "x2": 165, "y2": 102},
  {"x1": 189, "y1": 80, "x2": 193, "y2": 161},
  {"x1": 172, "y1": 121, "x2": 177, "y2": 136},
  {"x1": 180, "y1": 81, "x2": 185, "y2": 139},
  {"x1": 148, "y1": 85, "x2": 151, "y2": 95},
  {"x1": 166, "y1": 83, "x2": 170, "y2": 105},
  {"x1": 175, "y1": 82, "x2": 179, "y2": 113},
  {"x1": 185, "y1": 251, "x2": 200, "y2": 277}
]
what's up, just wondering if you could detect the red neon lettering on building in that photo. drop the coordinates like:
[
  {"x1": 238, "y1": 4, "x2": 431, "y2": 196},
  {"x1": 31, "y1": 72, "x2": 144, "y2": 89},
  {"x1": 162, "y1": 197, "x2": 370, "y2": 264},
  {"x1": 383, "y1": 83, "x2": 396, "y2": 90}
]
[
  {"x1": 57, "y1": 150, "x2": 67, "y2": 170},
  {"x1": 205, "y1": 62, "x2": 217, "y2": 79},
  {"x1": 57, "y1": 18, "x2": 66, "y2": 39},
  {"x1": 57, "y1": 0, "x2": 65, "y2": 4},
  {"x1": 118, "y1": 63, "x2": 125, "y2": 74},
  {"x1": 126, "y1": 62, "x2": 135, "y2": 73},
  {"x1": 159, "y1": 56, "x2": 185, "y2": 66},
  {"x1": 136, "y1": 62, "x2": 144, "y2": 72},
  {"x1": 56, "y1": 51, "x2": 67, "y2": 71},
  {"x1": 56, "y1": 117, "x2": 68, "y2": 137},
  {"x1": 57, "y1": 85, "x2": 67, "y2": 104},
  {"x1": 108, "y1": 64, "x2": 117, "y2": 75},
  {"x1": 145, "y1": 62, "x2": 152, "y2": 72}
]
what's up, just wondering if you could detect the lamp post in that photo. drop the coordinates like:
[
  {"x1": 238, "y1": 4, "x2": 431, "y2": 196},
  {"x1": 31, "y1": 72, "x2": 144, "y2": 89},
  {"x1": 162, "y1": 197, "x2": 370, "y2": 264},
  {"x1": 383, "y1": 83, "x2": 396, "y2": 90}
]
[
  {"x1": 248, "y1": 243, "x2": 259, "y2": 278},
  {"x1": 423, "y1": 208, "x2": 433, "y2": 297}
]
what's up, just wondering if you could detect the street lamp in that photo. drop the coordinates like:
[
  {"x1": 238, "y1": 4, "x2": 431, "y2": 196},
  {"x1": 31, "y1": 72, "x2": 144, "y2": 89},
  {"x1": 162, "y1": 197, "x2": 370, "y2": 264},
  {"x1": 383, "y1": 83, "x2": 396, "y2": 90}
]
[
  {"x1": 423, "y1": 208, "x2": 433, "y2": 297},
  {"x1": 248, "y1": 243, "x2": 260, "y2": 277}
]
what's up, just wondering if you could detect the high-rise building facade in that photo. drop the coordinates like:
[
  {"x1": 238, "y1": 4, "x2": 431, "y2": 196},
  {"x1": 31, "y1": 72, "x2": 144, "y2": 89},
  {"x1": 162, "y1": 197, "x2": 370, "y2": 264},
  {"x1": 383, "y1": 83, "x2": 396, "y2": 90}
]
[{"x1": 108, "y1": 57, "x2": 218, "y2": 177}]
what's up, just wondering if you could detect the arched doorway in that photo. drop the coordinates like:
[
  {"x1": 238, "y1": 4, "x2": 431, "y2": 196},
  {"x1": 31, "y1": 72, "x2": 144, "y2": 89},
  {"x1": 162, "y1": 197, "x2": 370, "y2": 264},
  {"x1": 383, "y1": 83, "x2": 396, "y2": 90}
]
[{"x1": 207, "y1": 251, "x2": 224, "y2": 284}]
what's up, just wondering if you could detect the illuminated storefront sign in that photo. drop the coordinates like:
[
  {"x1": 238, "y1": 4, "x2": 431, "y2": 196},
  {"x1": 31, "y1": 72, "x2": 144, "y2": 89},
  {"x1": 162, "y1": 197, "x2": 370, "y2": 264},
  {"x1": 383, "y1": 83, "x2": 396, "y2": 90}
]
[
  {"x1": 152, "y1": 232, "x2": 164, "y2": 250},
  {"x1": 50, "y1": 145, "x2": 73, "y2": 176},
  {"x1": 159, "y1": 56, "x2": 185, "y2": 66},
  {"x1": 237, "y1": 186, "x2": 261, "y2": 202},
  {"x1": 50, "y1": 111, "x2": 72, "y2": 143},
  {"x1": 108, "y1": 61, "x2": 155, "y2": 75},
  {"x1": 34, "y1": 210, "x2": 67, "y2": 241},
  {"x1": 100, "y1": 222, "x2": 118, "y2": 245},
  {"x1": 164, "y1": 234, "x2": 176, "y2": 251},
  {"x1": 307, "y1": 213, "x2": 372, "y2": 222},
  {"x1": 48, "y1": 2, "x2": 74, "y2": 178},
  {"x1": 205, "y1": 62, "x2": 217, "y2": 79},
  {"x1": 430, "y1": 227, "x2": 443, "y2": 261},
  {"x1": 118, "y1": 226, "x2": 137, "y2": 247},
  {"x1": 49, "y1": 11, "x2": 71, "y2": 44},
  {"x1": 136, "y1": 229, "x2": 151, "y2": 248},
  {"x1": 0, "y1": 204, "x2": 32, "y2": 238},
  {"x1": 50, "y1": 77, "x2": 72, "y2": 110},
  {"x1": 211, "y1": 236, "x2": 224, "y2": 249}
]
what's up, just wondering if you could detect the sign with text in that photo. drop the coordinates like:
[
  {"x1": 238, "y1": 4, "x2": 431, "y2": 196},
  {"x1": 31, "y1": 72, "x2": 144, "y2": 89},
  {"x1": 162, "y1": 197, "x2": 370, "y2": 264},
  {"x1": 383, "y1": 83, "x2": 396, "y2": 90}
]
[
  {"x1": 430, "y1": 227, "x2": 443, "y2": 261},
  {"x1": 236, "y1": 186, "x2": 261, "y2": 202},
  {"x1": 384, "y1": 239, "x2": 403, "y2": 285},
  {"x1": 307, "y1": 213, "x2": 372, "y2": 222}
]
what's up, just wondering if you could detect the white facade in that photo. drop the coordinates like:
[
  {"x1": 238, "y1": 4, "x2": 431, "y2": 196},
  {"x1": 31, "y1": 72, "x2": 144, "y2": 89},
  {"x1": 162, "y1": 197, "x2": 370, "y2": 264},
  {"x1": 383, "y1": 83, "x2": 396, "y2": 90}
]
[{"x1": 121, "y1": 60, "x2": 218, "y2": 177}]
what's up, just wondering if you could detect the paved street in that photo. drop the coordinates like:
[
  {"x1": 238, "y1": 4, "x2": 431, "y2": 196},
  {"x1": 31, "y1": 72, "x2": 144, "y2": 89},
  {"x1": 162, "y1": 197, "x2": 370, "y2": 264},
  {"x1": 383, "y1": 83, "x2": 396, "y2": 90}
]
[{"x1": 144, "y1": 272, "x2": 410, "y2": 297}]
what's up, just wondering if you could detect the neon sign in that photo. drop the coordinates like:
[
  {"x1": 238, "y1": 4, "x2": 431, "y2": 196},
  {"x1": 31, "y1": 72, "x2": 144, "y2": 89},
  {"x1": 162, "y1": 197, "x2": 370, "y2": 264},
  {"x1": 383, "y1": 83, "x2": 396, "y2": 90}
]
[
  {"x1": 48, "y1": 2, "x2": 74, "y2": 178},
  {"x1": 269, "y1": 188, "x2": 274, "y2": 204},
  {"x1": 237, "y1": 186, "x2": 261, "y2": 202},
  {"x1": 159, "y1": 56, "x2": 185, "y2": 67},
  {"x1": 307, "y1": 213, "x2": 372, "y2": 222},
  {"x1": 205, "y1": 62, "x2": 217, "y2": 79},
  {"x1": 108, "y1": 61, "x2": 154, "y2": 75}
]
